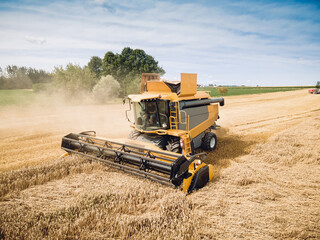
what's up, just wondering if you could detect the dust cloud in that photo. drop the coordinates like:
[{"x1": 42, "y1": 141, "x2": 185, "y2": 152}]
[{"x1": 0, "y1": 95, "x2": 131, "y2": 170}]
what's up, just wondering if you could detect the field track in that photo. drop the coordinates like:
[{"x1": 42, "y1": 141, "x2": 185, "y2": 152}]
[{"x1": 0, "y1": 89, "x2": 319, "y2": 239}]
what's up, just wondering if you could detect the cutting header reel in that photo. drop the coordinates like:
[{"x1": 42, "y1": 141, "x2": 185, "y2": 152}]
[{"x1": 62, "y1": 131, "x2": 213, "y2": 193}]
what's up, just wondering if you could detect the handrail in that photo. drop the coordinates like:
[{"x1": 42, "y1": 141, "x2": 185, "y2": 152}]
[{"x1": 179, "y1": 110, "x2": 189, "y2": 131}]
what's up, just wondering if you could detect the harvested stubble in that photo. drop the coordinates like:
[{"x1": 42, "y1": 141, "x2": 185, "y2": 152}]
[
  {"x1": 254, "y1": 116, "x2": 320, "y2": 166},
  {"x1": 1, "y1": 90, "x2": 320, "y2": 239},
  {"x1": 0, "y1": 155, "x2": 104, "y2": 198},
  {"x1": 0, "y1": 184, "x2": 201, "y2": 239},
  {"x1": 188, "y1": 116, "x2": 320, "y2": 239}
]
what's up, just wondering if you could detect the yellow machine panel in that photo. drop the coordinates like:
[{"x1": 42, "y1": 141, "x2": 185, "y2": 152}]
[
  {"x1": 190, "y1": 104, "x2": 218, "y2": 138},
  {"x1": 147, "y1": 81, "x2": 172, "y2": 93},
  {"x1": 179, "y1": 73, "x2": 197, "y2": 97},
  {"x1": 141, "y1": 73, "x2": 160, "y2": 93}
]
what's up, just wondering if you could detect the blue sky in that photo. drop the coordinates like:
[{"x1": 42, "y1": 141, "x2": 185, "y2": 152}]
[{"x1": 0, "y1": 0, "x2": 319, "y2": 86}]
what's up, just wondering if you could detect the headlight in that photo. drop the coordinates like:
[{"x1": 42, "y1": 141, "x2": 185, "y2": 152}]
[
  {"x1": 180, "y1": 139, "x2": 184, "y2": 148},
  {"x1": 195, "y1": 159, "x2": 202, "y2": 165}
]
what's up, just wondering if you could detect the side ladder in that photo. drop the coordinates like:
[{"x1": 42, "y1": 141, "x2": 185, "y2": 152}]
[
  {"x1": 169, "y1": 102, "x2": 192, "y2": 155},
  {"x1": 169, "y1": 102, "x2": 179, "y2": 130},
  {"x1": 181, "y1": 133, "x2": 192, "y2": 155}
]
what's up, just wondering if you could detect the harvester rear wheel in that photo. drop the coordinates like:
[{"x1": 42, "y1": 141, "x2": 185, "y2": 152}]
[
  {"x1": 202, "y1": 132, "x2": 217, "y2": 151},
  {"x1": 166, "y1": 137, "x2": 181, "y2": 153}
]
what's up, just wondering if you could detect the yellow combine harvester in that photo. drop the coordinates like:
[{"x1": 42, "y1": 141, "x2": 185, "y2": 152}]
[{"x1": 61, "y1": 73, "x2": 224, "y2": 193}]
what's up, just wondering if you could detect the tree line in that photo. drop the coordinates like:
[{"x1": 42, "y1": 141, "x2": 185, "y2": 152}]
[
  {"x1": 0, "y1": 66, "x2": 52, "y2": 89},
  {"x1": 0, "y1": 47, "x2": 165, "y2": 101}
]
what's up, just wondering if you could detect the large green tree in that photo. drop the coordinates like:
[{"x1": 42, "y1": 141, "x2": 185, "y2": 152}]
[
  {"x1": 88, "y1": 56, "x2": 102, "y2": 79},
  {"x1": 101, "y1": 47, "x2": 165, "y2": 96}
]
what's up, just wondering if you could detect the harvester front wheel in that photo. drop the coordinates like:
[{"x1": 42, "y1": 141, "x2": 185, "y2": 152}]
[
  {"x1": 166, "y1": 137, "x2": 181, "y2": 153},
  {"x1": 202, "y1": 132, "x2": 217, "y2": 151}
]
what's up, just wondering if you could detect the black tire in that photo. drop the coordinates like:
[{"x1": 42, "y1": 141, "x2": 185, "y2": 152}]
[
  {"x1": 201, "y1": 132, "x2": 217, "y2": 151},
  {"x1": 166, "y1": 137, "x2": 181, "y2": 153},
  {"x1": 128, "y1": 130, "x2": 141, "y2": 140}
]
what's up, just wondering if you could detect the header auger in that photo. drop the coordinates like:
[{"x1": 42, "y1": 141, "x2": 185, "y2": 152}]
[{"x1": 61, "y1": 73, "x2": 224, "y2": 193}]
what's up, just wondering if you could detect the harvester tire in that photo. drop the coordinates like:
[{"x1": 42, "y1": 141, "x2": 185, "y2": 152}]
[
  {"x1": 202, "y1": 132, "x2": 217, "y2": 151},
  {"x1": 166, "y1": 137, "x2": 181, "y2": 153},
  {"x1": 129, "y1": 130, "x2": 141, "y2": 140}
]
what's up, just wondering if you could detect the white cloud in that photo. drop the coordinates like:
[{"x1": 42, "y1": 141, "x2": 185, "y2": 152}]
[{"x1": 25, "y1": 36, "x2": 46, "y2": 45}]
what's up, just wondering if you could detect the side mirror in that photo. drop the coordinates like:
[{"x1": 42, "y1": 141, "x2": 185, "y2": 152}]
[{"x1": 125, "y1": 99, "x2": 133, "y2": 123}]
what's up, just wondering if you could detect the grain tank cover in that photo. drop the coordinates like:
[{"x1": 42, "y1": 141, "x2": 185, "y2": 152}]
[{"x1": 179, "y1": 73, "x2": 197, "y2": 97}]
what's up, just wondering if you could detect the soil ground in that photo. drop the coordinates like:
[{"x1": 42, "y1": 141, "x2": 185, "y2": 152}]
[{"x1": 0, "y1": 89, "x2": 319, "y2": 239}]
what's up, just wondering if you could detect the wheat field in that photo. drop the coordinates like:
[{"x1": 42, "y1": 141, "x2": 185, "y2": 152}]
[{"x1": 0, "y1": 89, "x2": 319, "y2": 239}]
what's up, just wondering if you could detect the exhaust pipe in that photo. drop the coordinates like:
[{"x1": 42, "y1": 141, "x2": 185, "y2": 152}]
[{"x1": 180, "y1": 97, "x2": 224, "y2": 109}]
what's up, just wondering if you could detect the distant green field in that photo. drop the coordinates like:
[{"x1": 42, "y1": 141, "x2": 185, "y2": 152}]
[
  {"x1": 0, "y1": 87, "x2": 312, "y2": 106},
  {"x1": 199, "y1": 86, "x2": 310, "y2": 97},
  {"x1": 0, "y1": 89, "x2": 36, "y2": 106}
]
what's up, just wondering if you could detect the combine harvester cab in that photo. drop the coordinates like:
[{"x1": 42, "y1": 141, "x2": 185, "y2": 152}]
[{"x1": 61, "y1": 73, "x2": 224, "y2": 193}]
